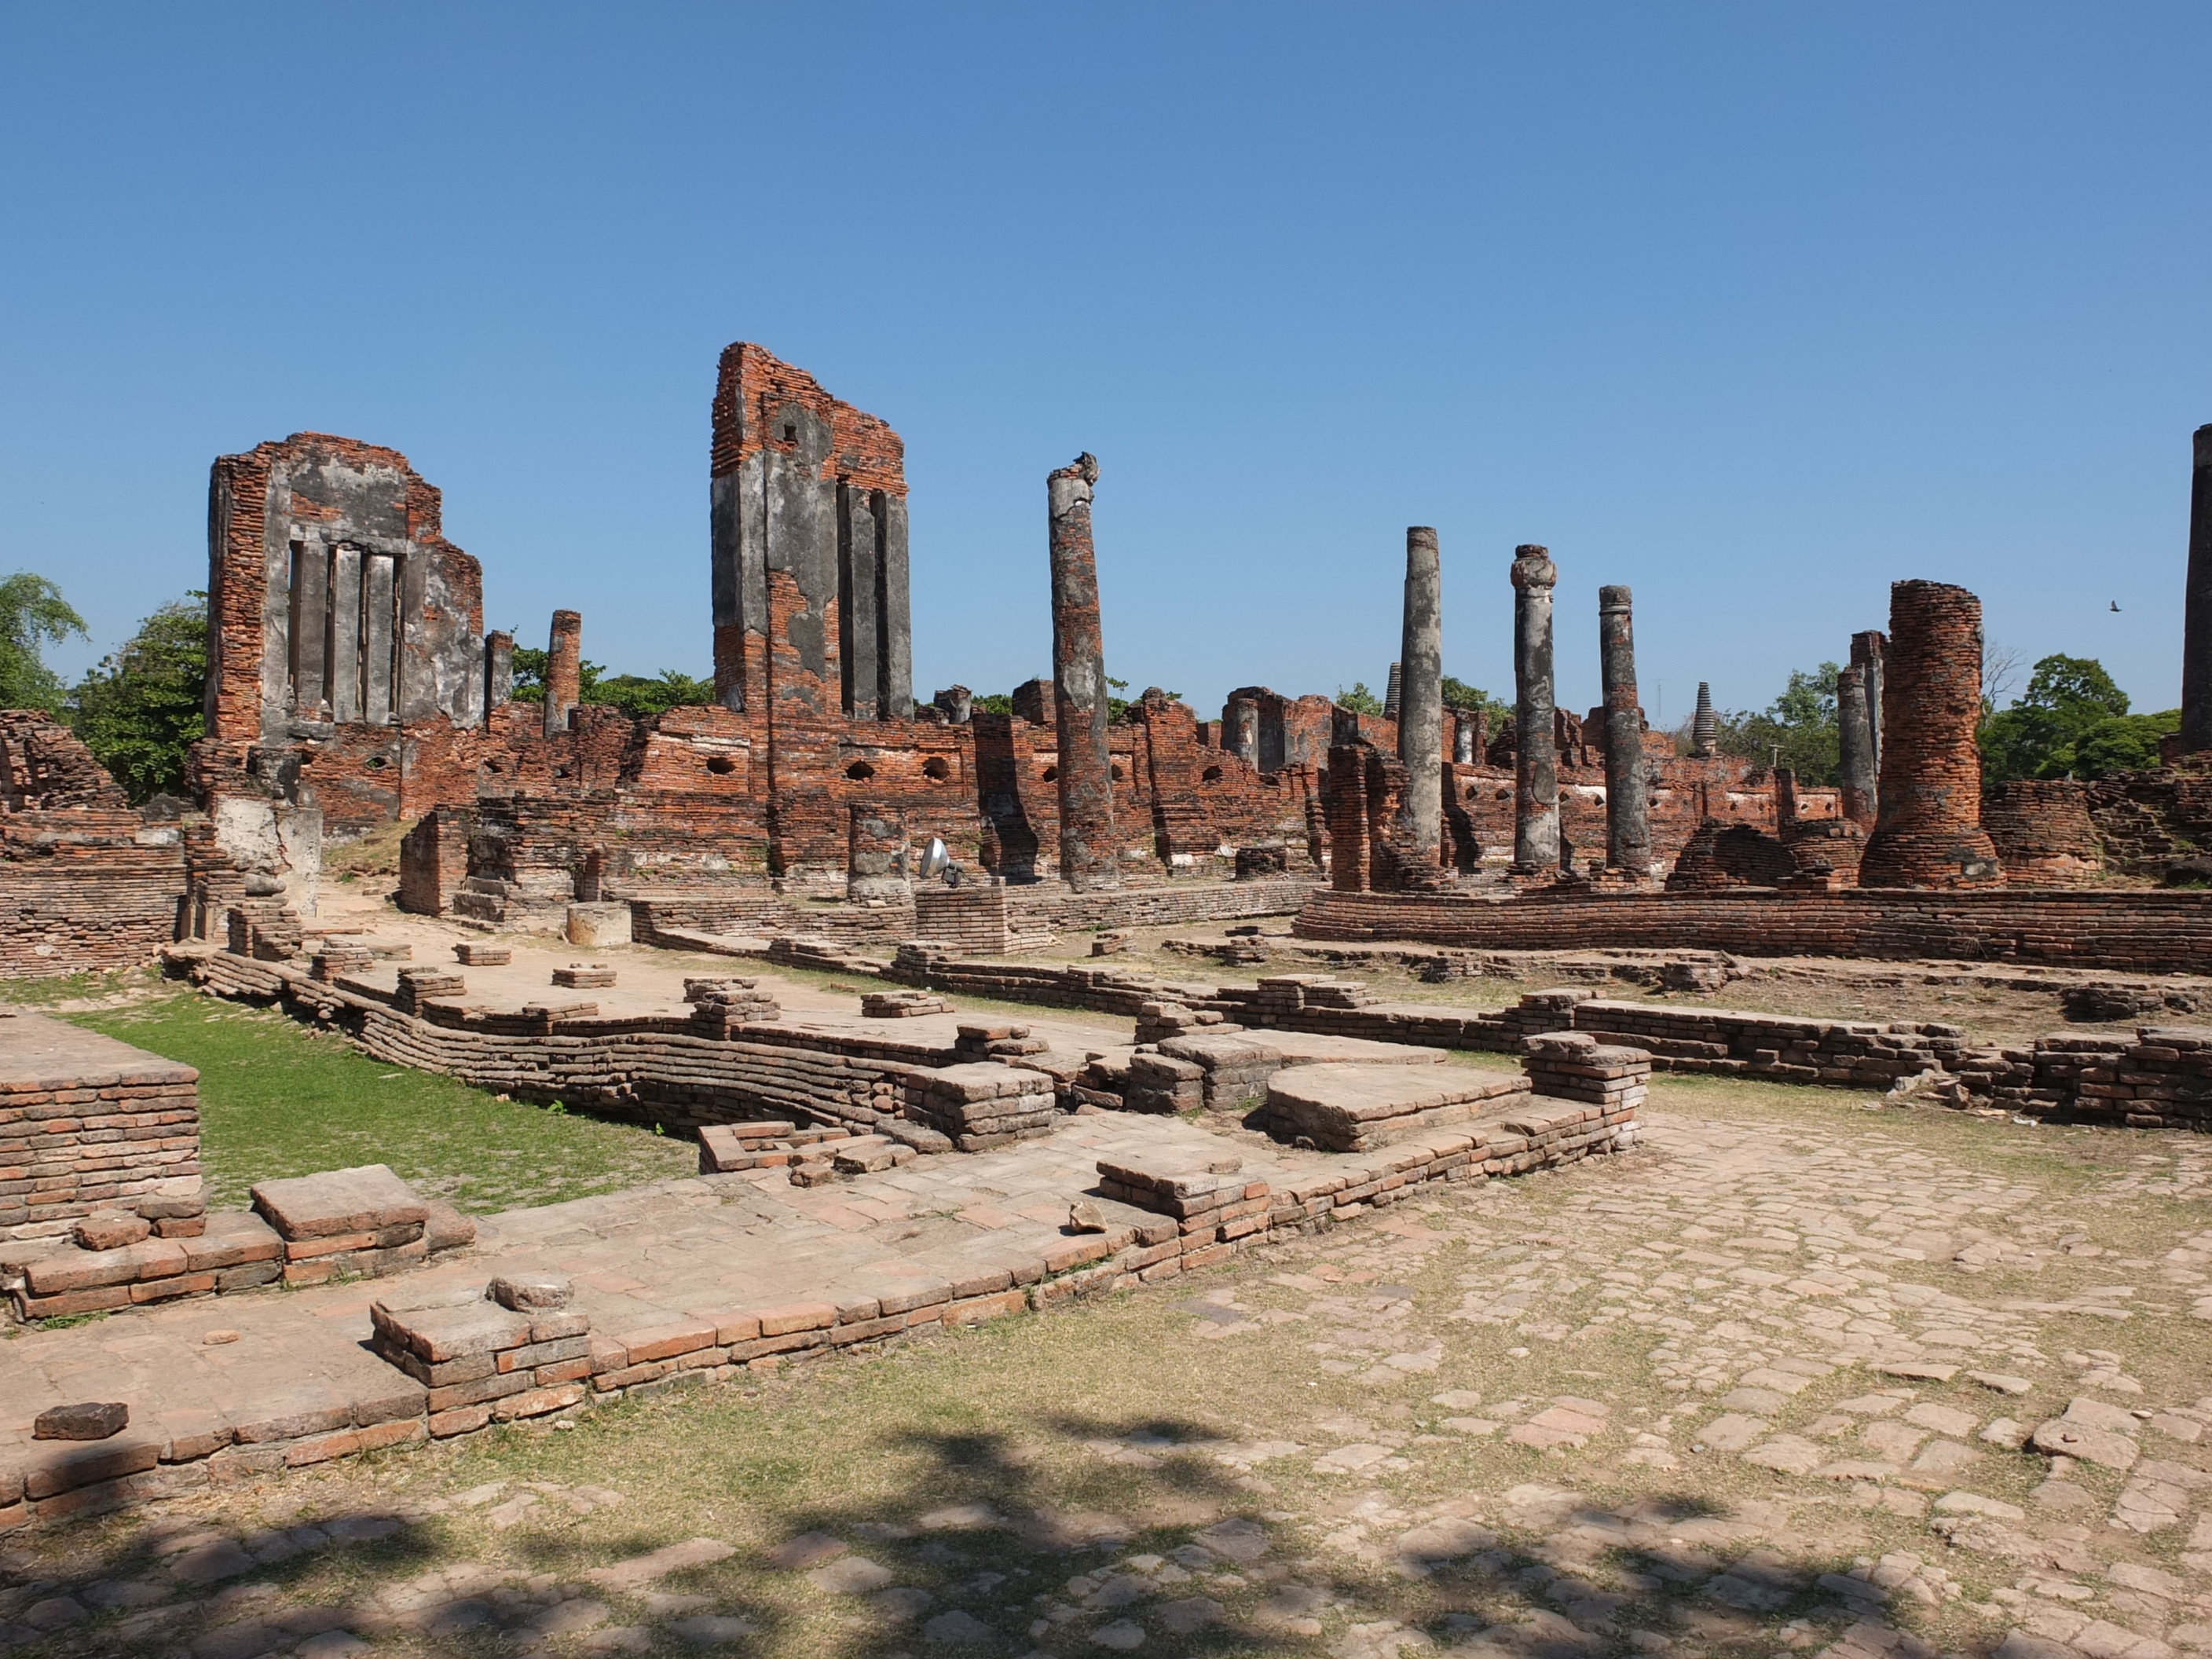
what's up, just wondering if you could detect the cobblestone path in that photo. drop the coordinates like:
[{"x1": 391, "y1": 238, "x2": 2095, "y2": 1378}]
[{"x1": 2, "y1": 1081, "x2": 2208, "y2": 1659}]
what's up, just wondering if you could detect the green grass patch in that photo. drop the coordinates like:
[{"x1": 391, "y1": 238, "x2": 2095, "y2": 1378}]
[{"x1": 65, "y1": 993, "x2": 695, "y2": 1214}]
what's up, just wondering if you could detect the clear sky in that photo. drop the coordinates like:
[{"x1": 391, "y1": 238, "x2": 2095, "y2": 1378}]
[{"x1": 2, "y1": 4, "x2": 2206, "y2": 726}]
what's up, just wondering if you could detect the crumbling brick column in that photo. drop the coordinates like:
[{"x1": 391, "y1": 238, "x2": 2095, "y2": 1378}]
[
  {"x1": 2182, "y1": 425, "x2": 2212, "y2": 752},
  {"x1": 1452, "y1": 712, "x2": 1477, "y2": 766},
  {"x1": 1859, "y1": 580, "x2": 2003, "y2": 888},
  {"x1": 1382, "y1": 661, "x2": 1403, "y2": 722},
  {"x1": 1326, "y1": 744, "x2": 1371, "y2": 891},
  {"x1": 1397, "y1": 528, "x2": 1443, "y2": 864},
  {"x1": 847, "y1": 804, "x2": 910, "y2": 902},
  {"x1": 485, "y1": 631, "x2": 515, "y2": 712},
  {"x1": 1851, "y1": 630, "x2": 1886, "y2": 777},
  {"x1": 543, "y1": 610, "x2": 583, "y2": 739},
  {"x1": 1837, "y1": 663, "x2": 1877, "y2": 830},
  {"x1": 1984, "y1": 780, "x2": 2100, "y2": 886},
  {"x1": 1598, "y1": 584, "x2": 1650, "y2": 873},
  {"x1": 1690, "y1": 682, "x2": 1717, "y2": 758},
  {"x1": 1511, "y1": 544, "x2": 1560, "y2": 873},
  {"x1": 1224, "y1": 694, "x2": 1258, "y2": 767},
  {"x1": 1048, "y1": 453, "x2": 1119, "y2": 890}
]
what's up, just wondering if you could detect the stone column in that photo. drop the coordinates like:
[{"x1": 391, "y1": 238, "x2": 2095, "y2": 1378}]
[
  {"x1": 1837, "y1": 663, "x2": 1877, "y2": 830},
  {"x1": 1048, "y1": 453, "x2": 1119, "y2": 890},
  {"x1": 1690, "y1": 682, "x2": 1717, "y2": 757},
  {"x1": 544, "y1": 610, "x2": 582, "y2": 738},
  {"x1": 2183, "y1": 426, "x2": 2212, "y2": 751},
  {"x1": 1452, "y1": 713, "x2": 1476, "y2": 766},
  {"x1": 1382, "y1": 662, "x2": 1403, "y2": 722},
  {"x1": 485, "y1": 631, "x2": 515, "y2": 716},
  {"x1": 1598, "y1": 584, "x2": 1650, "y2": 873},
  {"x1": 1224, "y1": 694, "x2": 1259, "y2": 767},
  {"x1": 1511, "y1": 544, "x2": 1560, "y2": 872},
  {"x1": 1397, "y1": 528, "x2": 1443, "y2": 862},
  {"x1": 1859, "y1": 580, "x2": 2003, "y2": 888},
  {"x1": 1851, "y1": 631, "x2": 1887, "y2": 777}
]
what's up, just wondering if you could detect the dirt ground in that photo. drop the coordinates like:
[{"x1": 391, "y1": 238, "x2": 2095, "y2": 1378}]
[{"x1": 4, "y1": 1073, "x2": 2207, "y2": 1659}]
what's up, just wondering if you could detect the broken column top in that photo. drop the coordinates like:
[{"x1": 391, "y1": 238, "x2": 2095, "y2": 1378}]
[{"x1": 1511, "y1": 544, "x2": 1556, "y2": 587}]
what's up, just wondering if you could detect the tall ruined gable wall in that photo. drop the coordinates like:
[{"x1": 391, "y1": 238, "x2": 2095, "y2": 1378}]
[
  {"x1": 709, "y1": 343, "x2": 911, "y2": 721},
  {"x1": 205, "y1": 433, "x2": 486, "y2": 749}
]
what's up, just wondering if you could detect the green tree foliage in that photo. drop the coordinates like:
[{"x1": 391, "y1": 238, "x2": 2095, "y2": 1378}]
[
  {"x1": 0, "y1": 573, "x2": 89, "y2": 714},
  {"x1": 505, "y1": 645, "x2": 713, "y2": 720},
  {"x1": 1441, "y1": 675, "x2": 1513, "y2": 723},
  {"x1": 1716, "y1": 663, "x2": 1841, "y2": 783},
  {"x1": 971, "y1": 693, "x2": 1014, "y2": 716},
  {"x1": 71, "y1": 595, "x2": 207, "y2": 801},
  {"x1": 587, "y1": 671, "x2": 716, "y2": 720},
  {"x1": 1335, "y1": 682, "x2": 1384, "y2": 716},
  {"x1": 1979, "y1": 653, "x2": 2174, "y2": 782}
]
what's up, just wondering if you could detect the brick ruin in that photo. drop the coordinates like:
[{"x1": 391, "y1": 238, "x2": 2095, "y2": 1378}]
[{"x1": 5, "y1": 355, "x2": 2212, "y2": 983}]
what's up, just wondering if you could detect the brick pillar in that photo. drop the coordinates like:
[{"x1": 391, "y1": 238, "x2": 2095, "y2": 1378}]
[
  {"x1": 1225, "y1": 694, "x2": 1258, "y2": 767},
  {"x1": 2183, "y1": 425, "x2": 2212, "y2": 751},
  {"x1": 1851, "y1": 630, "x2": 1887, "y2": 779},
  {"x1": 1382, "y1": 661, "x2": 1403, "y2": 722},
  {"x1": 847, "y1": 804, "x2": 911, "y2": 902},
  {"x1": 485, "y1": 631, "x2": 515, "y2": 715},
  {"x1": 544, "y1": 610, "x2": 582, "y2": 738},
  {"x1": 1598, "y1": 584, "x2": 1650, "y2": 873},
  {"x1": 1837, "y1": 663, "x2": 1877, "y2": 830},
  {"x1": 1452, "y1": 712, "x2": 1476, "y2": 766},
  {"x1": 1048, "y1": 453, "x2": 1119, "y2": 890},
  {"x1": 1690, "y1": 681, "x2": 1717, "y2": 758},
  {"x1": 1859, "y1": 580, "x2": 2002, "y2": 888},
  {"x1": 1511, "y1": 544, "x2": 1559, "y2": 873},
  {"x1": 1397, "y1": 528, "x2": 1443, "y2": 863},
  {"x1": 1326, "y1": 743, "x2": 1372, "y2": 891}
]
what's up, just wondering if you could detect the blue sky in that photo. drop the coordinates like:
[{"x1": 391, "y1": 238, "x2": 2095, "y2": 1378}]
[{"x1": 2, "y1": 4, "x2": 2206, "y2": 725}]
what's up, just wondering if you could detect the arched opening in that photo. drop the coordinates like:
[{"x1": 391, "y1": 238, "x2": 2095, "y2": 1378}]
[
  {"x1": 1041, "y1": 766, "x2": 1060, "y2": 782},
  {"x1": 1201, "y1": 765, "x2": 1224, "y2": 782},
  {"x1": 922, "y1": 756, "x2": 950, "y2": 781},
  {"x1": 366, "y1": 755, "x2": 390, "y2": 771},
  {"x1": 1110, "y1": 764, "x2": 1124, "y2": 781},
  {"x1": 845, "y1": 761, "x2": 876, "y2": 781},
  {"x1": 706, "y1": 756, "x2": 735, "y2": 775}
]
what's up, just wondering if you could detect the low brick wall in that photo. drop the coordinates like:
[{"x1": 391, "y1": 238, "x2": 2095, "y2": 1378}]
[
  {"x1": 1294, "y1": 887, "x2": 2212, "y2": 976},
  {"x1": 0, "y1": 1013, "x2": 200, "y2": 1241},
  {"x1": 1954, "y1": 1025, "x2": 2212, "y2": 1130},
  {"x1": 0, "y1": 814, "x2": 186, "y2": 980}
]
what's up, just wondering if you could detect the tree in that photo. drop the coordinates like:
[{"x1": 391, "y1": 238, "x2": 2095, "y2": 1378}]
[
  {"x1": 0, "y1": 573, "x2": 89, "y2": 714},
  {"x1": 504, "y1": 644, "x2": 602, "y2": 704},
  {"x1": 1441, "y1": 675, "x2": 1512, "y2": 724},
  {"x1": 586, "y1": 670, "x2": 716, "y2": 720},
  {"x1": 1335, "y1": 682, "x2": 1384, "y2": 716},
  {"x1": 1979, "y1": 652, "x2": 2168, "y2": 782},
  {"x1": 1716, "y1": 663, "x2": 1840, "y2": 783},
  {"x1": 71, "y1": 595, "x2": 206, "y2": 801}
]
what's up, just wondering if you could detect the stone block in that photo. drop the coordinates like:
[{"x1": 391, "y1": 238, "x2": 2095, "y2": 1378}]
[
  {"x1": 32, "y1": 1402, "x2": 127, "y2": 1441},
  {"x1": 251, "y1": 1164, "x2": 430, "y2": 1240},
  {"x1": 565, "y1": 903, "x2": 632, "y2": 949}
]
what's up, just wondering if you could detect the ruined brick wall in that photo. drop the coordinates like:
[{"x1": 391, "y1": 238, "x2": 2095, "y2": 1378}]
[
  {"x1": 1860, "y1": 580, "x2": 2002, "y2": 888},
  {"x1": 2083, "y1": 761, "x2": 2212, "y2": 878},
  {"x1": 1295, "y1": 885, "x2": 2212, "y2": 974},
  {"x1": 709, "y1": 342, "x2": 910, "y2": 722},
  {"x1": 1983, "y1": 781, "x2": 2101, "y2": 886},
  {"x1": 206, "y1": 433, "x2": 493, "y2": 747},
  {"x1": 397, "y1": 807, "x2": 474, "y2": 916},
  {"x1": 0, "y1": 713, "x2": 128, "y2": 811},
  {"x1": 0, "y1": 811, "x2": 185, "y2": 978},
  {"x1": 1450, "y1": 753, "x2": 1822, "y2": 874}
]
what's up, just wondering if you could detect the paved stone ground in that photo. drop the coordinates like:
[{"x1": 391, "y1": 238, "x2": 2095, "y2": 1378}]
[{"x1": 2, "y1": 1078, "x2": 2208, "y2": 1659}]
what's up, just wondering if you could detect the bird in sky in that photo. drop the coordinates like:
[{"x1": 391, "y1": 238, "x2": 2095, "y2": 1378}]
[{"x1": 2111, "y1": 601, "x2": 2122, "y2": 612}]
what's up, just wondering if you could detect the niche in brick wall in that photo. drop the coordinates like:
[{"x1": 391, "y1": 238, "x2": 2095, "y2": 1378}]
[
  {"x1": 846, "y1": 762, "x2": 875, "y2": 780},
  {"x1": 923, "y1": 757, "x2": 950, "y2": 781}
]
